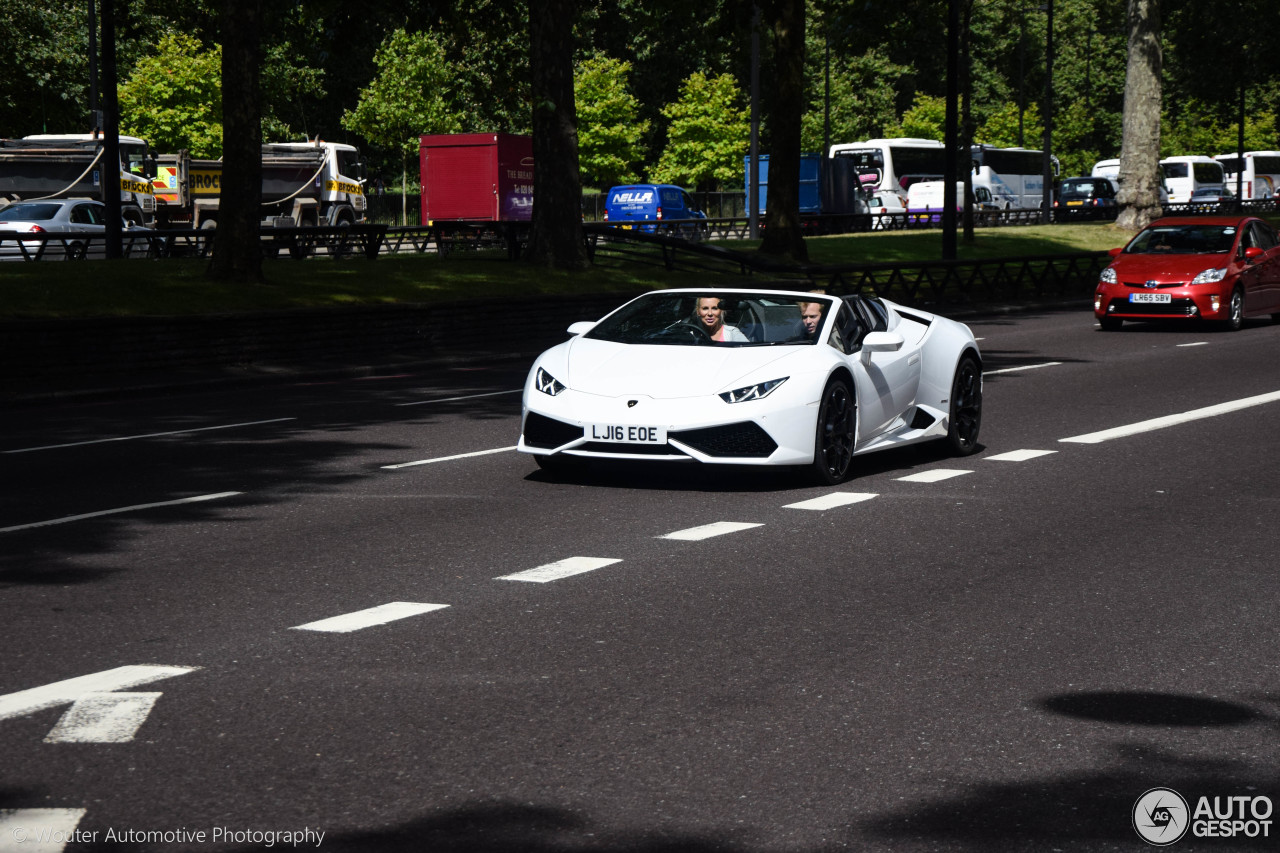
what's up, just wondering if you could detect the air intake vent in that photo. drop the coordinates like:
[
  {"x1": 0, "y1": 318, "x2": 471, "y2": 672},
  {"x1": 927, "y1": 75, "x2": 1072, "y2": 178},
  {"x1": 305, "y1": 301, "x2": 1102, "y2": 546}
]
[
  {"x1": 522, "y1": 412, "x2": 583, "y2": 449},
  {"x1": 670, "y1": 422, "x2": 777, "y2": 458}
]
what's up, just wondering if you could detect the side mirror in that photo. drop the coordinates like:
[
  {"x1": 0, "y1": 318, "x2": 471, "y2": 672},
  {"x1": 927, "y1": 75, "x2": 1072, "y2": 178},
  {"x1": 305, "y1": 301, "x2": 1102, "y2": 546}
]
[
  {"x1": 567, "y1": 321, "x2": 595, "y2": 336},
  {"x1": 1244, "y1": 246, "x2": 1264, "y2": 261},
  {"x1": 1108, "y1": 247, "x2": 1124, "y2": 257},
  {"x1": 862, "y1": 331, "x2": 904, "y2": 354}
]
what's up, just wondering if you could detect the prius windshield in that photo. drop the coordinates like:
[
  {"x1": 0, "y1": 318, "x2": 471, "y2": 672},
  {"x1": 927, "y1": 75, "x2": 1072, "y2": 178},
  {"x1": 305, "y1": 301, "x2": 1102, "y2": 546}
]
[
  {"x1": 1126, "y1": 225, "x2": 1236, "y2": 254},
  {"x1": 585, "y1": 292, "x2": 832, "y2": 346}
]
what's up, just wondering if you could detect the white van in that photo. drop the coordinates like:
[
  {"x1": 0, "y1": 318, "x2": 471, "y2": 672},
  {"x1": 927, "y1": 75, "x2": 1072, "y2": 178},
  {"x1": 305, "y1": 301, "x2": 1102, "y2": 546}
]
[
  {"x1": 906, "y1": 181, "x2": 996, "y2": 222},
  {"x1": 1091, "y1": 159, "x2": 1171, "y2": 204},
  {"x1": 1159, "y1": 155, "x2": 1225, "y2": 204}
]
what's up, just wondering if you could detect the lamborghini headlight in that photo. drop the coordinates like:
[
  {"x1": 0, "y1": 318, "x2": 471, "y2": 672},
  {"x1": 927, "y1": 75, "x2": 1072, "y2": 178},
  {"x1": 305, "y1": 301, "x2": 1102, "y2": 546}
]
[
  {"x1": 1191, "y1": 267, "x2": 1227, "y2": 285},
  {"x1": 535, "y1": 367, "x2": 566, "y2": 396},
  {"x1": 1100, "y1": 266, "x2": 1117, "y2": 284},
  {"x1": 719, "y1": 377, "x2": 788, "y2": 403}
]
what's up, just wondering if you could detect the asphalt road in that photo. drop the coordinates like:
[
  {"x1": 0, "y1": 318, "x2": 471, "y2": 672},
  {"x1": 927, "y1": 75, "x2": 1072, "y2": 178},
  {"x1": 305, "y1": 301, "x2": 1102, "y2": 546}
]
[{"x1": 2, "y1": 308, "x2": 1278, "y2": 852}]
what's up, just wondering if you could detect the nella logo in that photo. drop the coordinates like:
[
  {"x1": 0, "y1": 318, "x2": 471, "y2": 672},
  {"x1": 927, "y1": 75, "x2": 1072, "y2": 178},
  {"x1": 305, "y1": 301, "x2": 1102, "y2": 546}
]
[{"x1": 1133, "y1": 788, "x2": 1190, "y2": 846}]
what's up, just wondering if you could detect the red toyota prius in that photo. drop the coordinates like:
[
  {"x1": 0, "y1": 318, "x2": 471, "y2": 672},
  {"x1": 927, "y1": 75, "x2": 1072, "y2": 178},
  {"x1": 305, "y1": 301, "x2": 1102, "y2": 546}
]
[{"x1": 1094, "y1": 215, "x2": 1280, "y2": 331}]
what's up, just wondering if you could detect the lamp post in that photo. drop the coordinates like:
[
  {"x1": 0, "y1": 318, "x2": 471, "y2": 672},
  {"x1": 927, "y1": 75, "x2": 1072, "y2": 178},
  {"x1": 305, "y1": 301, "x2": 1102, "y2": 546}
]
[{"x1": 1040, "y1": 0, "x2": 1054, "y2": 224}]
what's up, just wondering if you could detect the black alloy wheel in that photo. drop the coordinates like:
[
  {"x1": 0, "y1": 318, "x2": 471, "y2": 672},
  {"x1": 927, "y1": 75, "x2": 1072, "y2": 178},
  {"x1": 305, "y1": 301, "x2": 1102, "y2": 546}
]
[
  {"x1": 811, "y1": 376, "x2": 856, "y2": 485},
  {"x1": 947, "y1": 355, "x2": 983, "y2": 455}
]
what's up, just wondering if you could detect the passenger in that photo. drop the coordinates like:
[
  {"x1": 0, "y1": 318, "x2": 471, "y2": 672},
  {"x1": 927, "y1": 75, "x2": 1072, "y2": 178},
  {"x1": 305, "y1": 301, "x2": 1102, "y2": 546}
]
[
  {"x1": 797, "y1": 301, "x2": 824, "y2": 339},
  {"x1": 695, "y1": 296, "x2": 748, "y2": 342}
]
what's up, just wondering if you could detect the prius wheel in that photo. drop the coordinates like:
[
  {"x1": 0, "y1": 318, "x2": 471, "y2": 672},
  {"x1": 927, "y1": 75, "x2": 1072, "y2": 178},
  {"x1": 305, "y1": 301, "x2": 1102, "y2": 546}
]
[
  {"x1": 1222, "y1": 287, "x2": 1244, "y2": 331},
  {"x1": 811, "y1": 376, "x2": 856, "y2": 485},
  {"x1": 946, "y1": 355, "x2": 982, "y2": 456}
]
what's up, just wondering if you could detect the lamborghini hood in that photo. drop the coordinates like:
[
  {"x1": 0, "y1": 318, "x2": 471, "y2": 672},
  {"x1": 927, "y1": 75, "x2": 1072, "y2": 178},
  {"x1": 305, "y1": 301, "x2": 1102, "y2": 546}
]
[{"x1": 562, "y1": 337, "x2": 806, "y2": 398}]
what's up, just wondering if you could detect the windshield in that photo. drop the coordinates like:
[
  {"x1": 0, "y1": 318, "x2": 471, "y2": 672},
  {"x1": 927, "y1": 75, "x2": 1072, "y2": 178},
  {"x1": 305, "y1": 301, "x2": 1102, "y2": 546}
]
[
  {"x1": 1126, "y1": 224, "x2": 1237, "y2": 254},
  {"x1": 0, "y1": 202, "x2": 60, "y2": 220},
  {"x1": 584, "y1": 292, "x2": 832, "y2": 346}
]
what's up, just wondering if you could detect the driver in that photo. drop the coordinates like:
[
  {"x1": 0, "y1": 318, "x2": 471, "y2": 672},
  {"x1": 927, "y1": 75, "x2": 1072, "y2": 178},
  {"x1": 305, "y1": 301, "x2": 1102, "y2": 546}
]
[
  {"x1": 797, "y1": 301, "x2": 824, "y2": 339},
  {"x1": 695, "y1": 296, "x2": 748, "y2": 342}
]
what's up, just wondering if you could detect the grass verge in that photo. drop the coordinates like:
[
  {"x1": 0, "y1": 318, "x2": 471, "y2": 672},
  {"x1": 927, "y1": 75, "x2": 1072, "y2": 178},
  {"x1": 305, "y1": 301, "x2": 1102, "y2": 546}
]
[{"x1": 0, "y1": 221, "x2": 1157, "y2": 320}]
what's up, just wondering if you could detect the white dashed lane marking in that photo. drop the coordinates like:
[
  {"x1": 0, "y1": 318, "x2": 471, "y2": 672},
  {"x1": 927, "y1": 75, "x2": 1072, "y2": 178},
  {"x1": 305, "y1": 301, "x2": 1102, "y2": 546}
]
[
  {"x1": 2, "y1": 418, "x2": 296, "y2": 454},
  {"x1": 659, "y1": 522, "x2": 764, "y2": 541},
  {"x1": 0, "y1": 492, "x2": 242, "y2": 534},
  {"x1": 986, "y1": 449, "x2": 1058, "y2": 462},
  {"x1": 784, "y1": 492, "x2": 878, "y2": 511},
  {"x1": 0, "y1": 665, "x2": 198, "y2": 722},
  {"x1": 983, "y1": 362, "x2": 1062, "y2": 375},
  {"x1": 896, "y1": 469, "x2": 973, "y2": 483},
  {"x1": 0, "y1": 808, "x2": 87, "y2": 852},
  {"x1": 1060, "y1": 390, "x2": 1280, "y2": 444},
  {"x1": 43, "y1": 692, "x2": 162, "y2": 743},
  {"x1": 290, "y1": 602, "x2": 450, "y2": 633},
  {"x1": 382, "y1": 446, "x2": 516, "y2": 469},
  {"x1": 497, "y1": 557, "x2": 622, "y2": 583}
]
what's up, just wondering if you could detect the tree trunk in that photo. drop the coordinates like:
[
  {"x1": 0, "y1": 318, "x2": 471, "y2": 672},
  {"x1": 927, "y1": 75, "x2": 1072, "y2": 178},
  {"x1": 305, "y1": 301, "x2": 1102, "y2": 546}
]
[
  {"x1": 1115, "y1": 0, "x2": 1163, "y2": 232},
  {"x1": 209, "y1": 0, "x2": 263, "y2": 282},
  {"x1": 526, "y1": 0, "x2": 588, "y2": 270},
  {"x1": 758, "y1": 0, "x2": 808, "y2": 263}
]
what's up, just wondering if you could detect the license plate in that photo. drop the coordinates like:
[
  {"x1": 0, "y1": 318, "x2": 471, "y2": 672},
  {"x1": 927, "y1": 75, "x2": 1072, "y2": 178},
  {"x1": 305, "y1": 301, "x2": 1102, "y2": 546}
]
[
  {"x1": 587, "y1": 424, "x2": 666, "y2": 443},
  {"x1": 1067, "y1": 200, "x2": 1084, "y2": 206},
  {"x1": 619, "y1": 224, "x2": 632, "y2": 230},
  {"x1": 1130, "y1": 292, "x2": 1171, "y2": 304}
]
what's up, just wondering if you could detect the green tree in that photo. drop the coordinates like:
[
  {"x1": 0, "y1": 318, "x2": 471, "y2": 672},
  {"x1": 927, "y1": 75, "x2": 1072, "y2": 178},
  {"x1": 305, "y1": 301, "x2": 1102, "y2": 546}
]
[
  {"x1": 888, "y1": 93, "x2": 947, "y2": 142},
  {"x1": 118, "y1": 32, "x2": 222, "y2": 157},
  {"x1": 341, "y1": 29, "x2": 463, "y2": 224},
  {"x1": 0, "y1": 0, "x2": 88, "y2": 133},
  {"x1": 652, "y1": 71, "x2": 749, "y2": 191},
  {"x1": 976, "y1": 102, "x2": 1042, "y2": 150},
  {"x1": 575, "y1": 54, "x2": 647, "y2": 189},
  {"x1": 802, "y1": 47, "x2": 912, "y2": 151}
]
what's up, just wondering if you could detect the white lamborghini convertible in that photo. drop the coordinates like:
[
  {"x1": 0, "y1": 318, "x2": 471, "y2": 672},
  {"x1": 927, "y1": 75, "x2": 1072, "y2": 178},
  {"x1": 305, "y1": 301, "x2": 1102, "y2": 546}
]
[{"x1": 518, "y1": 288, "x2": 982, "y2": 484}]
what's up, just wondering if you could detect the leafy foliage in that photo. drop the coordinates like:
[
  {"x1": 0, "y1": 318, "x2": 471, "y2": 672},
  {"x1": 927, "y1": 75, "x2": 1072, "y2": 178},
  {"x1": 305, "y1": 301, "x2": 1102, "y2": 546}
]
[
  {"x1": 651, "y1": 72, "x2": 750, "y2": 191},
  {"x1": 575, "y1": 55, "x2": 648, "y2": 188},
  {"x1": 118, "y1": 32, "x2": 222, "y2": 157}
]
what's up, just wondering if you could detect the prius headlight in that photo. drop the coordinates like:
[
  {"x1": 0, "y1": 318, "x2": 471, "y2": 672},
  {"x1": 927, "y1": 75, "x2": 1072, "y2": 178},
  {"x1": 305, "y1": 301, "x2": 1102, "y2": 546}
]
[
  {"x1": 1100, "y1": 266, "x2": 1117, "y2": 284},
  {"x1": 1191, "y1": 266, "x2": 1228, "y2": 285},
  {"x1": 534, "y1": 367, "x2": 566, "y2": 396},
  {"x1": 719, "y1": 377, "x2": 788, "y2": 403}
]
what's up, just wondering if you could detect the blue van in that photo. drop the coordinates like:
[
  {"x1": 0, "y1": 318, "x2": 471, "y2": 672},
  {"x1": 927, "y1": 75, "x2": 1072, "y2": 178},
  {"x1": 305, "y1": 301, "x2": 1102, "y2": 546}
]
[{"x1": 603, "y1": 184, "x2": 708, "y2": 239}]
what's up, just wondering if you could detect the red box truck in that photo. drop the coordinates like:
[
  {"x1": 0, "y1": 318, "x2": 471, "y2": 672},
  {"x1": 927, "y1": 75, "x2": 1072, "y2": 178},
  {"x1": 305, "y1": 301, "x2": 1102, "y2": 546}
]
[{"x1": 419, "y1": 133, "x2": 533, "y2": 223}]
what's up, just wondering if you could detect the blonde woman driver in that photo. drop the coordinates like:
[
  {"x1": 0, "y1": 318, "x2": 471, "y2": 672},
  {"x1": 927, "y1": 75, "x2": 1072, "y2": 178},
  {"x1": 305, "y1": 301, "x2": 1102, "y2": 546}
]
[{"x1": 695, "y1": 296, "x2": 749, "y2": 342}]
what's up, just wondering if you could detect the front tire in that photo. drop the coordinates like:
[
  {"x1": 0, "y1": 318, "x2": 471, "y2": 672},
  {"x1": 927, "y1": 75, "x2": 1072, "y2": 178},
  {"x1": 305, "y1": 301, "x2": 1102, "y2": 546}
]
[
  {"x1": 946, "y1": 354, "x2": 982, "y2": 455},
  {"x1": 1222, "y1": 287, "x2": 1244, "y2": 331},
  {"x1": 810, "y1": 376, "x2": 857, "y2": 485}
]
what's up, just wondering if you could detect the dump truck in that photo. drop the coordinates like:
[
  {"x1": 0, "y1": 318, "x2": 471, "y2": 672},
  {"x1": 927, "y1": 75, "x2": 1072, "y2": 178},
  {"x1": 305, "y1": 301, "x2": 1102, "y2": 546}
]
[
  {"x1": 150, "y1": 140, "x2": 367, "y2": 230},
  {"x1": 0, "y1": 134, "x2": 156, "y2": 225}
]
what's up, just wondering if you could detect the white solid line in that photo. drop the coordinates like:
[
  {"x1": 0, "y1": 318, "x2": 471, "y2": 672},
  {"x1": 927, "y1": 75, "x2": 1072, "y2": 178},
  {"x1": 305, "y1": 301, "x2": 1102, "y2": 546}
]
[
  {"x1": 660, "y1": 521, "x2": 764, "y2": 541},
  {"x1": 1060, "y1": 390, "x2": 1280, "y2": 444},
  {"x1": 0, "y1": 665, "x2": 198, "y2": 722},
  {"x1": 1177, "y1": 342, "x2": 1209, "y2": 347},
  {"x1": 784, "y1": 492, "x2": 878, "y2": 511},
  {"x1": 0, "y1": 809, "x2": 87, "y2": 852},
  {"x1": 382, "y1": 446, "x2": 517, "y2": 469},
  {"x1": 395, "y1": 389, "x2": 522, "y2": 407},
  {"x1": 0, "y1": 492, "x2": 242, "y2": 534},
  {"x1": 986, "y1": 449, "x2": 1058, "y2": 462},
  {"x1": 290, "y1": 602, "x2": 450, "y2": 633},
  {"x1": 497, "y1": 556, "x2": 622, "y2": 583},
  {"x1": 43, "y1": 692, "x2": 162, "y2": 743},
  {"x1": 3, "y1": 418, "x2": 295, "y2": 454},
  {"x1": 983, "y1": 362, "x2": 1062, "y2": 376},
  {"x1": 896, "y1": 469, "x2": 973, "y2": 483}
]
